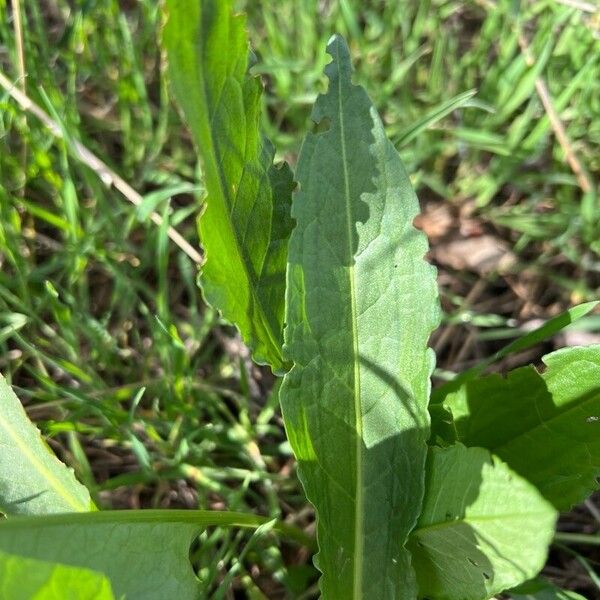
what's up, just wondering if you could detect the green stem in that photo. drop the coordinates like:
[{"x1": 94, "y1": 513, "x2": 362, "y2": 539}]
[{"x1": 554, "y1": 531, "x2": 600, "y2": 546}]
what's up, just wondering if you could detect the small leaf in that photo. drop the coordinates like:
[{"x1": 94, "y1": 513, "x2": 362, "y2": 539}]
[
  {"x1": 439, "y1": 345, "x2": 600, "y2": 510},
  {"x1": 281, "y1": 36, "x2": 439, "y2": 599},
  {"x1": 163, "y1": 0, "x2": 293, "y2": 372},
  {"x1": 0, "y1": 375, "x2": 91, "y2": 515},
  {"x1": 0, "y1": 549, "x2": 115, "y2": 600},
  {"x1": 408, "y1": 444, "x2": 557, "y2": 600}
]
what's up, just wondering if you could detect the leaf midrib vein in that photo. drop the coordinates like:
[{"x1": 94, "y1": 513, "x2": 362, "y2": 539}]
[{"x1": 334, "y1": 44, "x2": 364, "y2": 600}]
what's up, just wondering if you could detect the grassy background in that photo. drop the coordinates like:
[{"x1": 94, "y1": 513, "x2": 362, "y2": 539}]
[{"x1": 0, "y1": 0, "x2": 599, "y2": 597}]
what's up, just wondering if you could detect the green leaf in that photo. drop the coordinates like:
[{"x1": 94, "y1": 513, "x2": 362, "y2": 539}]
[
  {"x1": 163, "y1": 0, "x2": 294, "y2": 373},
  {"x1": 431, "y1": 301, "x2": 599, "y2": 404},
  {"x1": 439, "y1": 346, "x2": 600, "y2": 510},
  {"x1": 510, "y1": 578, "x2": 588, "y2": 600},
  {"x1": 408, "y1": 444, "x2": 557, "y2": 600},
  {"x1": 0, "y1": 509, "x2": 309, "y2": 600},
  {"x1": 0, "y1": 549, "x2": 115, "y2": 600},
  {"x1": 0, "y1": 375, "x2": 91, "y2": 516},
  {"x1": 280, "y1": 36, "x2": 439, "y2": 599}
]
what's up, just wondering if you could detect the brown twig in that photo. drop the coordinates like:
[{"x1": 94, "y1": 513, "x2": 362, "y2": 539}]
[
  {"x1": 10, "y1": 0, "x2": 26, "y2": 94},
  {"x1": 11, "y1": 0, "x2": 27, "y2": 196},
  {"x1": 554, "y1": 0, "x2": 598, "y2": 13},
  {"x1": 0, "y1": 70, "x2": 203, "y2": 265},
  {"x1": 518, "y1": 33, "x2": 594, "y2": 195}
]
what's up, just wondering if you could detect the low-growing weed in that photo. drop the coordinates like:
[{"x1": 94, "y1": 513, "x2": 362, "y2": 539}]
[{"x1": 0, "y1": 1, "x2": 598, "y2": 599}]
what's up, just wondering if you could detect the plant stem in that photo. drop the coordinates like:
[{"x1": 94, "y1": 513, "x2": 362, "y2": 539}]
[{"x1": 554, "y1": 532, "x2": 600, "y2": 546}]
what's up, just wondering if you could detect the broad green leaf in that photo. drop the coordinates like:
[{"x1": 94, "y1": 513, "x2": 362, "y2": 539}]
[
  {"x1": 510, "y1": 578, "x2": 588, "y2": 600},
  {"x1": 408, "y1": 444, "x2": 557, "y2": 600},
  {"x1": 439, "y1": 346, "x2": 600, "y2": 510},
  {"x1": 0, "y1": 549, "x2": 115, "y2": 600},
  {"x1": 163, "y1": 0, "x2": 294, "y2": 373},
  {"x1": 281, "y1": 36, "x2": 439, "y2": 599},
  {"x1": 431, "y1": 301, "x2": 599, "y2": 404},
  {"x1": 0, "y1": 375, "x2": 91, "y2": 515},
  {"x1": 0, "y1": 509, "x2": 309, "y2": 600}
]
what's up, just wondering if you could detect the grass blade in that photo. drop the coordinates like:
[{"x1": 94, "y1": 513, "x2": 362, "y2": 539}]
[{"x1": 395, "y1": 89, "x2": 478, "y2": 148}]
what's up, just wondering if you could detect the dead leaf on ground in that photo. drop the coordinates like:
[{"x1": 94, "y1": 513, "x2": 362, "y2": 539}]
[
  {"x1": 433, "y1": 234, "x2": 517, "y2": 275},
  {"x1": 557, "y1": 329, "x2": 600, "y2": 348},
  {"x1": 414, "y1": 202, "x2": 454, "y2": 240}
]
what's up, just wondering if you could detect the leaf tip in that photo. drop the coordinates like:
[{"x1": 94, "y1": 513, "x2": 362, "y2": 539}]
[{"x1": 325, "y1": 34, "x2": 352, "y2": 74}]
